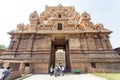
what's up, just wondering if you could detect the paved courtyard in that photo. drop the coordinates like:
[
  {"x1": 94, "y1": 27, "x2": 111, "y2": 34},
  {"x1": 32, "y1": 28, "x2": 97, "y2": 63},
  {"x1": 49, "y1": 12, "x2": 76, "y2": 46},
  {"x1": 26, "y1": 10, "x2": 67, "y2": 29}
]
[{"x1": 23, "y1": 73, "x2": 107, "y2": 80}]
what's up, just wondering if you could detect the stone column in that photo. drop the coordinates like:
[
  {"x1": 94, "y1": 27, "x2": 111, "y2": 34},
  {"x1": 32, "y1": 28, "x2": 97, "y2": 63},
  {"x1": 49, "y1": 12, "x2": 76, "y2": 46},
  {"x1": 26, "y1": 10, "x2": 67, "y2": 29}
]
[
  {"x1": 19, "y1": 62, "x2": 24, "y2": 73},
  {"x1": 66, "y1": 41, "x2": 71, "y2": 72}
]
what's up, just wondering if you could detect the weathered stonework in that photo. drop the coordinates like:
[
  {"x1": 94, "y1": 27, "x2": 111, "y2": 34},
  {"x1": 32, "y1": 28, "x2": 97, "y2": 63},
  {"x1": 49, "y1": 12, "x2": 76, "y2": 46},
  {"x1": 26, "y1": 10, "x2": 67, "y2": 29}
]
[{"x1": 1, "y1": 4, "x2": 120, "y2": 73}]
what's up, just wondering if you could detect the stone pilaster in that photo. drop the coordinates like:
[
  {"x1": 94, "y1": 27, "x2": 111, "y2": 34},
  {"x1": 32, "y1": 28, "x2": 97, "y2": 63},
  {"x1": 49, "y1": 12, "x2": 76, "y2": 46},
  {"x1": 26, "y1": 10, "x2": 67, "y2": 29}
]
[
  {"x1": 86, "y1": 33, "x2": 96, "y2": 50},
  {"x1": 26, "y1": 34, "x2": 35, "y2": 51},
  {"x1": 79, "y1": 34, "x2": 88, "y2": 50},
  {"x1": 19, "y1": 62, "x2": 24, "y2": 73},
  {"x1": 8, "y1": 34, "x2": 20, "y2": 51},
  {"x1": 18, "y1": 39, "x2": 24, "y2": 50},
  {"x1": 106, "y1": 36, "x2": 112, "y2": 50},
  {"x1": 8, "y1": 37, "x2": 13, "y2": 50},
  {"x1": 100, "y1": 34, "x2": 108, "y2": 50},
  {"x1": 93, "y1": 34, "x2": 103, "y2": 50}
]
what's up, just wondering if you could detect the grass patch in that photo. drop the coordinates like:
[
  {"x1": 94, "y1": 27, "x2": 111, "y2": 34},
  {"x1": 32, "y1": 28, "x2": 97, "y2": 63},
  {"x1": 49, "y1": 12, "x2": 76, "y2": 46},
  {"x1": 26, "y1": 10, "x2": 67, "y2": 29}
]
[{"x1": 93, "y1": 73, "x2": 120, "y2": 80}]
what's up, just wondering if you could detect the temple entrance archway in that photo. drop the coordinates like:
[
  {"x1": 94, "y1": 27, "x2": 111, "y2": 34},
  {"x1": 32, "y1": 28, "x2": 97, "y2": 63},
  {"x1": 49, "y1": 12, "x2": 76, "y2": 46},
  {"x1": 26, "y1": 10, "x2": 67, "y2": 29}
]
[{"x1": 50, "y1": 39, "x2": 71, "y2": 72}]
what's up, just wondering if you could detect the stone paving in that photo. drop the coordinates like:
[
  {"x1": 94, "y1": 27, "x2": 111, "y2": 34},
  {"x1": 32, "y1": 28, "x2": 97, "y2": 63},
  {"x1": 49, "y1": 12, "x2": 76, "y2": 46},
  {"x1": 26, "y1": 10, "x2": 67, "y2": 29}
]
[{"x1": 23, "y1": 73, "x2": 107, "y2": 80}]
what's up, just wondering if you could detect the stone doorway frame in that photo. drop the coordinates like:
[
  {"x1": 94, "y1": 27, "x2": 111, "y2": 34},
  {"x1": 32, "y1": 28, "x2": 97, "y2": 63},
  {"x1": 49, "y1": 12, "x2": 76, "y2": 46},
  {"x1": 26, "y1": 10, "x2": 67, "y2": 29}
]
[{"x1": 50, "y1": 39, "x2": 71, "y2": 72}]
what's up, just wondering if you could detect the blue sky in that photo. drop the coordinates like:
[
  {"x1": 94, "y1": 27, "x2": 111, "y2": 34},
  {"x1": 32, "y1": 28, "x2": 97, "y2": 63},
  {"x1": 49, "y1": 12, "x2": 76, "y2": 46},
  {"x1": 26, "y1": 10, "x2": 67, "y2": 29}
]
[{"x1": 0, "y1": 0, "x2": 120, "y2": 48}]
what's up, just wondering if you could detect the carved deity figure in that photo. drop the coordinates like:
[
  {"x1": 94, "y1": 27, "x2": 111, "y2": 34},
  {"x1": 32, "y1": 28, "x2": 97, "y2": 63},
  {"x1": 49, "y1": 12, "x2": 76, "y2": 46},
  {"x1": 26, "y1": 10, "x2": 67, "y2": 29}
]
[
  {"x1": 29, "y1": 11, "x2": 39, "y2": 19},
  {"x1": 57, "y1": 4, "x2": 63, "y2": 11},
  {"x1": 29, "y1": 11, "x2": 39, "y2": 24},
  {"x1": 95, "y1": 23, "x2": 104, "y2": 30},
  {"x1": 81, "y1": 11, "x2": 91, "y2": 20},
  {"x1": 16, "y1": 23, "x2": 25, "y2": 31}
]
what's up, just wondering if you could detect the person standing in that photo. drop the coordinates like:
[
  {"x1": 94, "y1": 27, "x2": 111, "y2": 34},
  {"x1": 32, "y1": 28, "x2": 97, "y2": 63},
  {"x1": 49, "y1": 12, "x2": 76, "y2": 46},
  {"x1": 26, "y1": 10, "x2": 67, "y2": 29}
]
[
  {"x1": 58, "y1": 65, "x2": 62, "y2": 76},
  {"x1": 50, "y1": 65, "x2": 53, "y2": 76},
  {"x1": 61, "y1": 65, "x2": 65, "y2": 76},
  {"x1": 54, "y1": 65, "x2": 58, "y2": 77},
  {"x1": 3, "y1": 67, "x2": 11, "y2": 80},
  {"x1": 0, "y1": 67, "x2": 4, "y2": 80}
]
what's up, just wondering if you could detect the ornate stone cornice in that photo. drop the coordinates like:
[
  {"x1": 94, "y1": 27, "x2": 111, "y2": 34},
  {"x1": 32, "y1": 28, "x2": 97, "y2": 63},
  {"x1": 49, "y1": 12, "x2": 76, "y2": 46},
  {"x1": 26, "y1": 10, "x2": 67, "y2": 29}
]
[{"x1": 8, "y1": 5, "x2": 112, "y2": 35}]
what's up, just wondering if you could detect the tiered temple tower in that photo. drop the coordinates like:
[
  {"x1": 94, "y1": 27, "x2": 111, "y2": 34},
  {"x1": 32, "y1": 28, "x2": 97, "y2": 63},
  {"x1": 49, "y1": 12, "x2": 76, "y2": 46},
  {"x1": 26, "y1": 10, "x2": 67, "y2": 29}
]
[{"x1": 1, "y1": 4, "x2": 120, "y2": 73}]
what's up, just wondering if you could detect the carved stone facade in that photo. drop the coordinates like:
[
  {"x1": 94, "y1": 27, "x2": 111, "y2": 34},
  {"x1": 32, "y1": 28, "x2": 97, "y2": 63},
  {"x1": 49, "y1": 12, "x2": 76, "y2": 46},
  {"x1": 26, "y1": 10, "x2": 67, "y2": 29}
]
[{"x1": 1, "y1": 4, "x2": 120, "y2": 73}]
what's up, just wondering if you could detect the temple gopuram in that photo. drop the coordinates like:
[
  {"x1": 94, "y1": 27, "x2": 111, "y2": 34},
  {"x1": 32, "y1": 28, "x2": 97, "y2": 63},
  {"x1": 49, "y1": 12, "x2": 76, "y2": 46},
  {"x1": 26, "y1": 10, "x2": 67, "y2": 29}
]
[{"x1": 1, "y1": 4, "x2": 120, "y2": 73}]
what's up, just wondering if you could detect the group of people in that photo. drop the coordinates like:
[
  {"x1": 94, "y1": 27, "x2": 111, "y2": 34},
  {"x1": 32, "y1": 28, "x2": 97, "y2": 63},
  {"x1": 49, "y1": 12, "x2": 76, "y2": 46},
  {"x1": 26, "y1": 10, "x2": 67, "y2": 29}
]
[
  {"x1": 50, "y1": 64, "x2": 66, "y2": 77},
  {"x1": 0, "y1": 67, "x2": 11, "y2": 80}
]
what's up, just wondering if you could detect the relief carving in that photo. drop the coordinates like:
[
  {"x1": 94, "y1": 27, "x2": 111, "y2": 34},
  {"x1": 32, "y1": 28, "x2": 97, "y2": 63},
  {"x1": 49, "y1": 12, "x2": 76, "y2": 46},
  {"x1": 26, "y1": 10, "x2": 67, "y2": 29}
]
[
  {"x1": 15, "y1": 23, "x2": 25, "y2": 31},
  {"x1": 11, "y1": 4, "x2": 112, "y2": 33},
  {"x1": 95, "y1": 23, "x2": 105, "y2": 30},
  {"x1": 29, "y1": 11, "x2": 39, "y2": 20},
  {"x1": 29, "y1": 11, "x2": 39, "y2": 24},
  {"x1": 81, "y1": 11, "x2": 91, "y2": 20}
]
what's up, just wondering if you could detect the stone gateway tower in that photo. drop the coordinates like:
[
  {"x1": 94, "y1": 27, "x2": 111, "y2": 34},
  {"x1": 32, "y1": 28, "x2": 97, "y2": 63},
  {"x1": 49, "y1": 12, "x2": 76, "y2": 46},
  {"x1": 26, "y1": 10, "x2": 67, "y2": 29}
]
[{"x1": 1, "y1": 4, "x2": 120, "y2": 73}]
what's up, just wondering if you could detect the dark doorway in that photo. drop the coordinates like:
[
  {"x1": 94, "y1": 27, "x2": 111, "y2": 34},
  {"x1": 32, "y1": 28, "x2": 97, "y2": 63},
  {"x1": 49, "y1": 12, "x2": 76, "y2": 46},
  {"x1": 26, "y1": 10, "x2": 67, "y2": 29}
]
[
  {"x1": 91, "y1": 63, "x2": 96, "y2": 68},
  {"x1": 50, "y1": 39, "x2": 71, "y2": 72},
  {"x1": 58, "y1": 14, "x2": 61, "y2": 18},
  {"x1": 58, "y1": 23, "x2": 62, "y2": 30}
]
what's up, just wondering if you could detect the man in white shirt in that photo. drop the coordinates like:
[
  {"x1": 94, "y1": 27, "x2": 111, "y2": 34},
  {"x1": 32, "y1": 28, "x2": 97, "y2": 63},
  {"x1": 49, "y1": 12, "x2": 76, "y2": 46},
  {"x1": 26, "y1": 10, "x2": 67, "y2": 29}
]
[
  {"x1": 3, "y1": 67, "x2": 12, "y2": 80},
  {"x1": 0, "y1": 67, "x2": 4, "y2": 80}
]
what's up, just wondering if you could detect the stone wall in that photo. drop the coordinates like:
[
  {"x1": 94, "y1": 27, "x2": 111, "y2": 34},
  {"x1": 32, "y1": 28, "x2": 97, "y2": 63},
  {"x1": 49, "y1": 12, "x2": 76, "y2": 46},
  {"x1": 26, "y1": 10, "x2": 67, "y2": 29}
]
[
  {"x1": 9, "y1": 71, "x2": 21, "y2": 80},
  {"x1": 69, "y1": 38, "x2": 80, "y2": 50},
  {"x1": 71, "y1": 62, "x2": 87, "y2": 72},
  {"x1": 69, "y1": 33, "x2": 112, "y2": 51},
  {"x1": 95, "y1": 62, "x2": 120, "y2": 70},
  {"x1": 33, "y1": 63, "x2": 49, "y2": 73}
]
